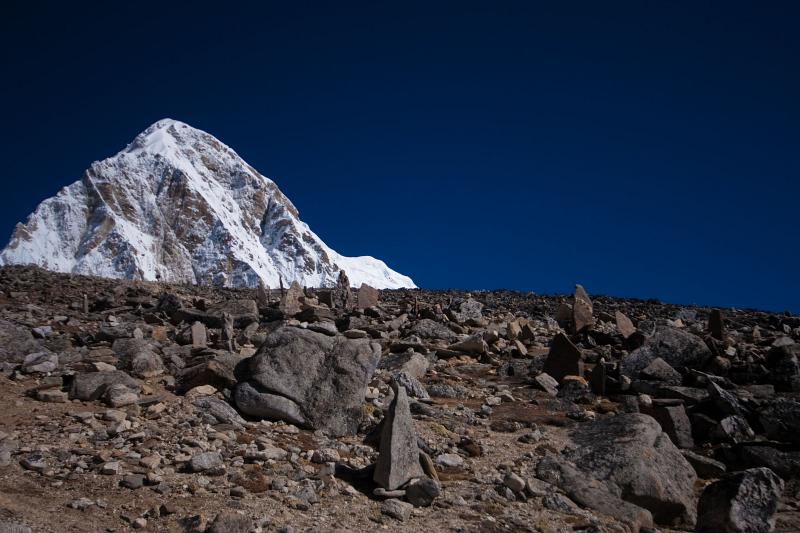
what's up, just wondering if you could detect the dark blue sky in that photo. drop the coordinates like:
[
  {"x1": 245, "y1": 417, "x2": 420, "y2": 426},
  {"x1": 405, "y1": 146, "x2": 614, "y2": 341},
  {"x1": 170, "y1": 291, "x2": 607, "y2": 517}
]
[{"x1": 1, "y1": 1, "x2": 798, "y2": 312}]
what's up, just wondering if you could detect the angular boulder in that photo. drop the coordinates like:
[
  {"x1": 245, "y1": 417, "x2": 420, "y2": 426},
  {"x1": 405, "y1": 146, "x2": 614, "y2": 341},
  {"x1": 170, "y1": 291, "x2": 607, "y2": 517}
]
[
  {"x1": 373, "y1": 381, "x2": 424, "y2": 490},
  {"x1": 357, "y1": 283, "x2": 380, "y2": 309},
  {"x1": 766, "y1": 343, "x2": 800, "y2": 392},
  {"x1": 564, "y1": 413, "x2": 698, "y2": 526},
  {"x1": 407, "y1": 319, "x2": 458, "y2": 343},
  {"x1": 21, "y1": 352, "x2": 58, "y2": 373},
  {"x1": 536, "y1": 456, "x2": 654, "y2": 531},
  {"x1": 192, "y1": 395, "x2": 246, "y2": 428},
  {"x1": 649, "y1": 404, "x2": 695, "y2": 449},
  {"x1": 758, "y1": 398, "x2": 800, "y2": 444},
  {"x1": 0, "y1": 320, "x2": 41, "y2": 363},
  {"x1": 379, "y1": 351, "x2": 430, "y2": 380},
  {"x1": 621, "y1": 326, "x2": 712, "y2": 378},
  {"x1": 542, "y1": 333, "x2": 583, "y2": 383},
  {"x1": 70, "y1": 371, "x2": 140, "y2": 401},
  {"x1": 640, "y1": 357, "x2": 682, "y2": 385},
  {"x1": 176, "y1": 351, "x2": 246, "y2": 393},
  {"x1": 446, "y1": 298, "x2": 483, "y2": 323},
  {"x1": 111, "y1": 338, "x2": 164, "y2": 378},
  {"x1": 573, "y1": 284, "x2": 595, "y2": 332},
  {"x1": 331, "y1": 270, "x2": 354, "y2": 310},
  {"x1": 615, "y1": 311, "x2": 636, "y2": 339},
  {"x1": 448, "y1": 333, "x2": 488, "y2": 355},
  {"x1": 279, "y1": 281, "x2": 303, "y2": 317},
  {"x1": 235, "y1": 326, "x2": 380, "y2": 436},
  {"x1": 696, "y1": 467, "x2": 783, "y2": 533},
  {"x1": 234, "y1": 381, "x2": 306, "y2": 426}
]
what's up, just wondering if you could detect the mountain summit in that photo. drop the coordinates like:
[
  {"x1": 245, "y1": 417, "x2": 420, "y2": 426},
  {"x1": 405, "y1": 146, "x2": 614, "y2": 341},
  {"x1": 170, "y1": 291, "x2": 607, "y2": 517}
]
[{"x1": 0, "y1": 119, "x2": 415, "y2": 289}]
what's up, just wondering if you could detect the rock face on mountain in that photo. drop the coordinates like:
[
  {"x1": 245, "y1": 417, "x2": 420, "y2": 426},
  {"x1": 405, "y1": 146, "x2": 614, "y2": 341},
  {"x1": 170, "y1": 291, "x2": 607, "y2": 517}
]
[{"x1": 0, "y1": 119, "x2": 415, "y2": 289}]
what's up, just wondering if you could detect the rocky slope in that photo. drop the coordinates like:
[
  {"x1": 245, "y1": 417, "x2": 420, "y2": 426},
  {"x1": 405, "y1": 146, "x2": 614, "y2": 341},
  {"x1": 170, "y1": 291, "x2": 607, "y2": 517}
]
[
  {"x1": 0, "y1": 265, "x2": 798, "y2": 532},
  {"x1": 0, "y1": 119, "x2": 415, "y2": 290}
]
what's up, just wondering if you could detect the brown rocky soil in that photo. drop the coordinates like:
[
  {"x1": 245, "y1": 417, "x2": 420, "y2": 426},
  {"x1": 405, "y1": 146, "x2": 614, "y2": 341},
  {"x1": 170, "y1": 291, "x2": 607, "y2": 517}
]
[{"x1": 0, "y1": 266, "x2": 798, "y2": 532}]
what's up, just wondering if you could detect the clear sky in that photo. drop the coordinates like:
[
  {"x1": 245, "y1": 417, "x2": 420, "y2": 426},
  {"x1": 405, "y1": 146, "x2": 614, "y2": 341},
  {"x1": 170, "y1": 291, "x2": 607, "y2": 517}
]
[{"x1": 1, "y1": 1, "x2": 798, "y2": 312}]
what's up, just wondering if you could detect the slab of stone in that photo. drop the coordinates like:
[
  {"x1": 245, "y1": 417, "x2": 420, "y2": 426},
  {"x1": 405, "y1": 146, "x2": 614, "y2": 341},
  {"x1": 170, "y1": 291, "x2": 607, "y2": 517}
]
[
  {"x1": 615, "y1": 311, "x2": 637, "y2": 339},
  {"x1": 357, "y1": 283, "x2": 380, "y2": 309},
  {"x1": 191, "y1": 321, "x2": 207, "y2": 348},
  {"x1": 542, "y1": 333, "x2": 583, "y2": 383},
  {"x1": 573, "y1": 284, "x2": 595, "y2": 332},
  {"x1": 374, "y1": 381, "x2": 424, "y2": 490}
]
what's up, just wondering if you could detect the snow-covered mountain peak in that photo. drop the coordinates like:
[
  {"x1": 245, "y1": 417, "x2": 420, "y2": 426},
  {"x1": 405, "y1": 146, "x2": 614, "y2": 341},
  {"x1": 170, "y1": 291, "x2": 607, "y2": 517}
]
[
  {"x1": 127, "y1": 118, "x2": 193, "y2": 156},
  {"x1": 0, "y1": 120, "x2": 415, "y2": 289}
]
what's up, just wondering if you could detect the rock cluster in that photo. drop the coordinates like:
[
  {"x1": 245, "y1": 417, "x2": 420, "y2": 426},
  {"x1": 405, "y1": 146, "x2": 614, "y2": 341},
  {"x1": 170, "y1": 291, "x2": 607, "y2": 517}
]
[{"x1": 0, "y1": 265, "x2": 798, "y2": 532}]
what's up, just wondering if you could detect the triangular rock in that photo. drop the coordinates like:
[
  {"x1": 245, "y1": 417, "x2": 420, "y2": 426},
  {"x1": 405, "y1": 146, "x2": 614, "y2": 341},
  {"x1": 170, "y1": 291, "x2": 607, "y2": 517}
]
[
  {"x1": 615, "y1": 311, "x2": 636, "y2": 339},
  {"x1": 279, "y1": 281, "x2": 303, "y2": 316},
  {"x1": 573, "y1": 284, "x2": 595, "y2": 332},
  {"x1": 373, "y1": 380, "x2": 424, "y2": 490},
  {"x1": 357, "y1": 283, "x2": 380, "y2": 309},
  {"x1": 543, "y1": 333, "x2": 583, "y2": 383},
  {"x1": 331, "y1": 270, "x2": 355, "y2": 310}
]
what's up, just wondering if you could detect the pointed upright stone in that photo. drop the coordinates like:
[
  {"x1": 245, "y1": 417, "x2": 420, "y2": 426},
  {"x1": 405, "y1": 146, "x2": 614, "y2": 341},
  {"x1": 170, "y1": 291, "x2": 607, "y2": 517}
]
[
  {"x1": 219, "y1": 311, "x2": 235, "y2": 351},
  {"x1": 279, "y1": 281, "x2": 303, "y2": 317},
  {"x1": 256, "y1": 281, "x2": 270, "y2": 307},
  {"x1": 543, "y1": 333, "x2": 583, "y2": 383},
  {"x1": 357, "y1": 283, "x2": 380, "y2": 309},
  {"x1": 615, "y1": 311, "x2": 636, "y2": 339},
  {"x1": 191, "y1": 321, "x2": 207, "y2": 348},
  {"x1": 573, "y1": 284, "x2": 595, "y2": 332},
  {"x1": 588, "y1": 359, "x2": 608, "y2": 395},
  {"x1": 331, "y1": 270, "x2": 355, "y2": 311},
  {"x1": 708, "y1": 309, "x2": 725, "y2": 340},
  {"x1": 554, "y1": 303, "x2": 572, "y2": 327},
  {"x1": 374, "y1": 381, "x2": 424, "y2": 490}
]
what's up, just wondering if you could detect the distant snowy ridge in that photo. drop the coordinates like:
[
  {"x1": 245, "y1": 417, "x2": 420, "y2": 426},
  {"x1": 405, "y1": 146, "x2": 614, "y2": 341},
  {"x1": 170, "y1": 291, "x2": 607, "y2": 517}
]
[{"x1": 0, "y1": 119, "x2": 416, "y2": 289}]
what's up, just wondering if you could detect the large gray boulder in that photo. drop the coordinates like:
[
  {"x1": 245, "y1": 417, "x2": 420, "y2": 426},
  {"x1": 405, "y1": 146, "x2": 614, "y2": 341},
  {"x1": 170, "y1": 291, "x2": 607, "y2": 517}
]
[
  {"x1": 234, "y1": 326, "x2": 380, "y2": 436},
  {"x1": 21, "y1": 352, "x2": 58, "y2": 373},
  {"x1": 176, "y1": 350, "x2": 246, "y2": 393},
  {"x1": 111, "y1": 338, "x2": 164, "y2": 378},
  {"x1": 234, "y1": 381, "x2": 306, "y2": 426},
  {"x1": 563, "y1": 413, "x2": 698, "y2": 526},
  {"x1": 766, "y1": 343, "x2": 800, "y2": 392},
  {"x1": 621, "y1": 326, "x2": 712, "y2": 377},
  {"x1": 648, "y1": 404, "x2": 695, "y2": 449},
  {"x1": 536, "y1": 455, "x2": 654, "y2": 531},
  {"x1": 758, "y1": 398, "x2": 800, "y2": 444},
  {"x1": 696, "y1": 467, "x2": 783, "y2": 533},
  {"x1": 0, "y1": 320, "x2": 41, "y2": 363},
  {"x1": 70, "y1": 371, "x2": 140, "y2": 401},
  {"x1": 357, "y1": 283, "x2": 380, "y2": 309},
  {"x1": 192, "y1": 395, "x2": 246, "y2": 428},
  {"x1": 407, "y1": 319, "x2": 458, "y2": 343},
  {"x1": 279, "y1": 281, "x2": 303, "y2": 317},
  {"x1": 446, "y1": 298, "x2": 483, "y2": 323}
]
